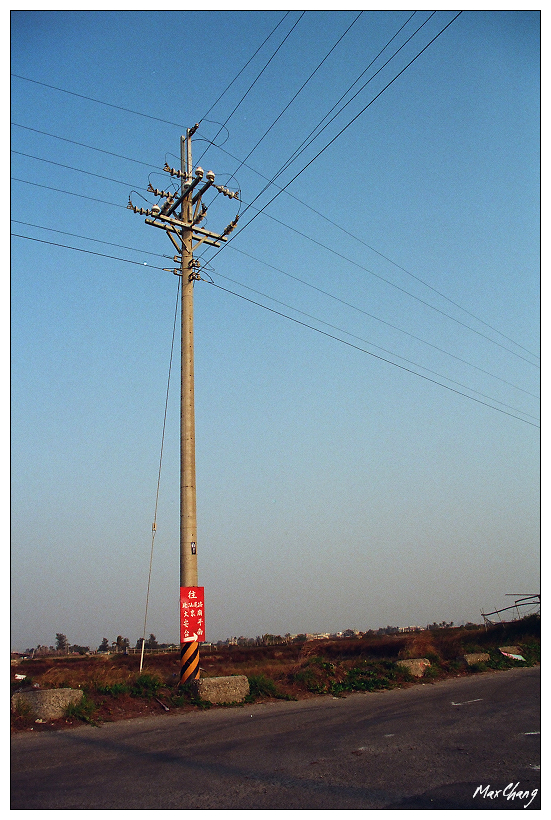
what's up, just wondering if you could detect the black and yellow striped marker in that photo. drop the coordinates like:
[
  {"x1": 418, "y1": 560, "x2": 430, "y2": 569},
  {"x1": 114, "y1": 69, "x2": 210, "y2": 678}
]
[{"x1": 180, "y1": 640, "x2": 199, "y2": 685}]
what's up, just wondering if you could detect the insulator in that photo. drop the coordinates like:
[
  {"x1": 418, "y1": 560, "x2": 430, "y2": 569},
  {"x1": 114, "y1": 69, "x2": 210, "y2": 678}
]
[{"x1": 222, "y1": 214, "x2": 240, "y2": 236}]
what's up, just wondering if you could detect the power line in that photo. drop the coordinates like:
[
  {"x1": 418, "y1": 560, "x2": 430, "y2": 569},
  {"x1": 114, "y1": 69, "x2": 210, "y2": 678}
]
[
  {"x1": 206, "y1": 265, "x2": 539, "y2": 422},
  {"x1": 202, "y1": 12, "x2": 540, "y2": 369},
  {"x1": 11, "y1": 232, "x2": 168, "y2": 270},
  {"x1": 196, "y1": 11, "x2": 307, "y2": 167},
  {"x1": 11, "y1": 73, "x2": 190, "y2": 130},
  {"x1": 11, "y1": 177, "x2": 127, "y2": 209},
  {"x1": 11, "y1": 122, "x2": 160, "y2": 169},
  {"x1": 226, "y1": 11, "x2": 441, "y2": 228},
  {"x1": 175, "y1": 124, "x2": 541, "y2": 363},
  {"x1": 238, "y1": 196, "x2": 540, "y2": 369},
  {"x1": 10, "y1": 13, "x2": 537, "y2": 362},
  {"x1": 14, "y1": 120, "x2": 537, "y2": 365},
  {"x1": 283, "y1": 189, "x2": 541, "y2": 361},
  {"x1": 13, "y1": 145, "x2": 539, "y2": 370},
  {"x1": 211, "y1": 11, "x2": 364, "y2": 179},
  {"x1": 227, "y1": 245, "x2": 539, "y2": 400},
  {"x1": 11, "y1": 17, "x2": 537, "y2": 376},
  {"x1": 11, "y1": 230, "x2": 539, "y2": 423},
  {"x1": 265, "y1": 11, "x2": 432, "y2": 188},
  {"x1": 11, "y1": 219, "x2": 173, "y2": 260},
  {"x1": 200, "y1": 12, "x2": 292, "y2": 123},
  {"x1": 206, "y1": 279, "x2": 539, "y2": 429},
  {"x1": 12, "y1": 207, "x2": 539, "y2": 401},
  {"x1": 209, "y1": 13, "x2": 465, "y2": 246},
  {"x1": 12, "y1": 150, "x2": 143, "y2": 190}
]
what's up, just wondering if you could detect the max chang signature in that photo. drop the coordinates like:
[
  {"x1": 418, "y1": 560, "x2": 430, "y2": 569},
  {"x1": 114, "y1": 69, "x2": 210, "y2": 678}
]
[{"x1": 473, "y1": 782, "x2": 538, "y2": 808}]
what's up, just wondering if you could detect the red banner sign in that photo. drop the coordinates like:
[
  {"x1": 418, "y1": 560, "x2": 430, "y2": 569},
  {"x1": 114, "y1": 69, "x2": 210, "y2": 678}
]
[{"x1": 180, "y1": 587, "x2": 205, "y2": 643}]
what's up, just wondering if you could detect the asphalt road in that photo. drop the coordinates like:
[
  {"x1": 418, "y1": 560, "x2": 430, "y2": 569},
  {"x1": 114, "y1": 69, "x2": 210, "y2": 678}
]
[{"x1": 11, "y1": 665, "x2": 540, "y2": 810}]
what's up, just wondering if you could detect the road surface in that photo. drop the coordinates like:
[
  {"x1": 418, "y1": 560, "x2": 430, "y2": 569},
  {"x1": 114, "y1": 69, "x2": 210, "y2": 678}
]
[{"x1": 11, "y1": 665, "x2": 540, "y2": 810}]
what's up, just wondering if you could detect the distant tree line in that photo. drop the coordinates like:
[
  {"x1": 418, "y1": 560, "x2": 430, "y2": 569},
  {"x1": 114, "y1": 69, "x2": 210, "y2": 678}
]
[{"x1": 22, "y1": 632, "x2": 177, "y2": 657}]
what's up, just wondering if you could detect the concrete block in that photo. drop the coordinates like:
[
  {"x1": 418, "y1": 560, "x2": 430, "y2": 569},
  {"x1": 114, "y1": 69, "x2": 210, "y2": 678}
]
[
  {"x1": 396, "y1": 658, "x2": 431, "y2": 677},
  {"x1": 11, "y1": 688, "x2": 84, "y2": 720},
  {"x1": 192, "y1": 675, "x2": 249, "y2": 704},
  {"x1": 462, "y1": 652, "x2": 490, "y2": 666}
]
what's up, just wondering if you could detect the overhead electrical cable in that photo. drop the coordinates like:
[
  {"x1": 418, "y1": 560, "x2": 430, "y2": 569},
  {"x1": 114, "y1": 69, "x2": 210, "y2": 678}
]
[
  {"x1": 207, "y1": 12, "x2": 464, "y2": 249},
  {"x1": 10, "y1": 15, "x2": 536, "y2": 361},
  {"x1": 11, "y1": 72, "x2": 191, "y2": 130},
  {"x1": 237, "y1": 196, "x2": 540, "y2": 369},
  {"x1": 11, "y1": 220, "x2": 173, "y2": 260},
  {"x1": 15, "y1": 145, "x2": 539, "y2": 367},
  {"x1": 206, "y1": 266, "x2": 539, "y2": 422},
  {"x1": 11, "y1": 233, "x2": 168, "y2": 270},
  {"x1": 212, "y1": 11, "x2": 364, "y2": 183},
  {"x1": 12, "y1": 150, "x2": 143, "y2": 190},
  {"x1": 12, "y1": 119, "x2": 537, "y2": 362},
  {"x1": 227, "y1": 244, "x2": 539, "y2": 400},
  {"x1": 11, "y1": 230, "x2": 538, "y2": 426},
  {"x1": 268, "y1": 11, "x2": 432, "y2": 185},
  {"x1": 170, "y1": 123, "x2": 540, "y2": 362},
  {"x1": 232, "y1": 11, "x2": 436, "y2": 221},
  {"x1": 11, "y1": 195, "x2": 538, "y2": 401},
  {"x1": 282, "y1": 189, "x2": 541, "y2": 360},
  {"x1": 201, "y1": 12, "x2": 541, "y2": 369},
  {"x1": 195, "y1": 11, "x2": 307, "y2": 167},
  {"x1": 11, "y1": 177, "x2": 127, "y2": 209},
  {"x1": 206, "y1": 279, "x2": 539, "y2": 429},
  {"x1": 199, "y1": 12, "x2": 292, "y2": 123},
  {"x1": 11, "y1": 122, "x2": 160, "y2": 169}
]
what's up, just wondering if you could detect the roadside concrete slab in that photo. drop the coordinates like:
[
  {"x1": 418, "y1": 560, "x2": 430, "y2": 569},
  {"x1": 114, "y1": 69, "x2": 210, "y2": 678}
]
[
  {"x1": 11, "y1": 688, "x2": 84, "y2": 720},
  {"x1": 192, "y1": 675, "x2": 249, "y2": 704}
]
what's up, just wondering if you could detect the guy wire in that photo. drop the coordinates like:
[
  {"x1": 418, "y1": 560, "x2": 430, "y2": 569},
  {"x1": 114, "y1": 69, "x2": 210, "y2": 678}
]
[{"x1": 140, "y1": 278, "x2": 181, "y2": 672}]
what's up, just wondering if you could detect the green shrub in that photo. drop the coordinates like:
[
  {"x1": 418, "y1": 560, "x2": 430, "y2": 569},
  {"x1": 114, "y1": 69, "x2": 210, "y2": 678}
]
[
  {"x1": 247, "y1": 674, "x2": 294, "y2": 701},
  {"x1": 95, "y1": 682, "x2": 130, "y2": 697},
  {"x1": 248, "y1": 674, "x2": 279, "y2": 698},
  {"x1": 131, "y1": 673, "x2": 163, "y2": 698},
  {"x1": 11, "y1": 697, "x2": 33, "y2": 720},
  {"x1": 66, "y1": 693, "x2": 97, "y2": 724},
  {"x1": 469, "y1": 662, "x2": 487, "y2": 673},
  {"x1": 519, "y1": 642, "x2": 540, "y2": 665}
]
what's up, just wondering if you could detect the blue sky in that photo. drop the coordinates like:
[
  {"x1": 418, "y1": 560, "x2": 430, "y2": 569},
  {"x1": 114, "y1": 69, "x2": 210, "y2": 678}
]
[{"x1": 10, "y1": 9, "x2": 540, "y2": 650}]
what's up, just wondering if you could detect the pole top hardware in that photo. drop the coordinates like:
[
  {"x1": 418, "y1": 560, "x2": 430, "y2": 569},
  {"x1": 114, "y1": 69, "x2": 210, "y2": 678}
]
[{"x1": 214, "y1": 184, "x2": 239, "y2": 200}]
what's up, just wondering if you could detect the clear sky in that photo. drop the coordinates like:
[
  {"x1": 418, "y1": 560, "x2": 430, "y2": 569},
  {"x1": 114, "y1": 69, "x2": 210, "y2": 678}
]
[{"x1": 10, "y1": 9, "x2": 540, "y2": 651}]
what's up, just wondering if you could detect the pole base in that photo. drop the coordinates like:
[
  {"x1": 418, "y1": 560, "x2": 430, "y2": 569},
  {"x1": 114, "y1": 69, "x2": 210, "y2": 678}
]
[{"x1": 179, "y1": 641, "x2": 199, "y2": 686}]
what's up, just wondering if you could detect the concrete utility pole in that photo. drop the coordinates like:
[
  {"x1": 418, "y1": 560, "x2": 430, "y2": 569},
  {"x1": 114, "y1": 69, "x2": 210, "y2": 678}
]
[{"x1": 128, "y1": 126, "x2": 239, "y2": 686}]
